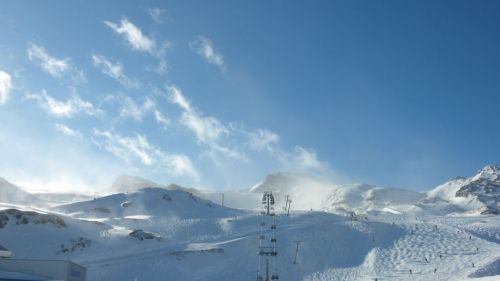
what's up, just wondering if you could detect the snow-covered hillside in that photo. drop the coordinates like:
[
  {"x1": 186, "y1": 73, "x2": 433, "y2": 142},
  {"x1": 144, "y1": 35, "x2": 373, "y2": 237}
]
[
  {"x1": 0, "y1": 166, "x2": 499, "y2": 280},
  {"x1": 0, "y1": 177, "x2": 37, "y2": 206},
  {"x1": 426, "y1": 165, "x2": 500, "y2": 215},
  {"x1": 53, "y1": 187, "x2": 240, "y2": 220},
  {"x1": 110, "y1": 174, "x2": 205, "y2": 198},
  {"x1": 248, "y1": 172, "x2": 425, "y2": 215}
]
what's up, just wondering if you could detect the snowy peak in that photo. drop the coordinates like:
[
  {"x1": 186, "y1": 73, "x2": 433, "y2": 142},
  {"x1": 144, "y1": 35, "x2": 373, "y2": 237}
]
[
  {"x1": 427, "y1": 165, "x2": 500, "y2": 215},
  {"x1": 110, "y1": 175, "x2": 161, "y2": 193},
  {"x1": 0, "y1": 177, "x2": 35, "y2": 205},
  {"x1": 54, "y1": 186, "x2": 237, "y2": 219},
  {"x1": 471, "y1": 165, "x2": 500, "y2": 181},
  {"x1": 427, "y1": 176, "x2": 468, "y2": 201},
  {"x1": 248, "y1": 172, "x2": 424, "y2": 213},
  {"x1": 249, "y1": 172, "x2": 305, "y2": 193},
  {"x1": 454, "y1": 165, "x2": 500, "y2": 214}
]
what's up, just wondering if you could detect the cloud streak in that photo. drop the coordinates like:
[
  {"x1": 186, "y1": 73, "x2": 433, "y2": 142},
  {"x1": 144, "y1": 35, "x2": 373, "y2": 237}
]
[
  {"x1": 167, "y1": 85, "x2": 247, "y2": 162},
  {"x1": 91, "y1": 53, "x2": 140, "y2": 88},
  {"x1": 117, "y1": 95, "x2": 156, "y2": 122},
  {"x1": 189, "y1": 36, "x2": 226, "y2": 71},
  {"x1": 92, "y1": 129, "x2": 198, "y2": 179},
  {"x1": 105, "y1": 19, "x2": 154, "y2": 52},
  {"x1": 55, "y1": 123, "x2": 81, "y2": 138},
  {"x1": 248, "y1": 129, "x2": 280, "y2": 152},
  {"x1": 167, "y1": 85, "x2": 229, "y2": 144},
  {"x1": 0, "y1": 70, "x2": 12, "y2": 105},
  {"x1": 27, "y1": 43, "x2": 70, "y2": 77},
  {"x1": 105, "y1": 18, "x2": 170, "y2": 73},
  {"x1": 25, "y1": 90, "x2": 99, "y2": 118},
  {"x1": 147, "y1": 7, "x2": 166, "y2": 24}
]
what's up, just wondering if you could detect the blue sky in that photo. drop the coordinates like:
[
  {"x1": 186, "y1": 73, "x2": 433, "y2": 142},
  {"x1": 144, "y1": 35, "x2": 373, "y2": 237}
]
[{"x1": 0, "y1": 1, "x2": 499, "y2": 192}]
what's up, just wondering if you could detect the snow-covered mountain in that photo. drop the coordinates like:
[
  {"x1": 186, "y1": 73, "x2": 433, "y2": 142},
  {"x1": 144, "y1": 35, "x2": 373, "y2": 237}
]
[
  {"x1": 249, "y1": 172, "x2": 425, "y2": 214},
  {"x1": 1, "y1": 166, "x2": 500, "y2": 281},
  {"x1": 1, "y1": 182, "x2": 499, "y2": 280},
  {"x1": 110, "y1": 174, "x2": 205, "y2": 198},
  {"x1": 427, "y1": 165, "x2": 500, "y2": 215},
  {"x1": 53, "y1": 187, "x2": 239, "y2": 220},
  {"x1": 0, "y1": 177, "x2": 38, "y2": 206}
]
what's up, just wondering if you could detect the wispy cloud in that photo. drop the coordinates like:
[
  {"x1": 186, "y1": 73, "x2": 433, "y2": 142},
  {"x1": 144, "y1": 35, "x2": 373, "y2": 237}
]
[
  {"x1": 0, "y1": 70, "x2": 12, "y2": 105},
  {"x1": 189, "y1": 36, "x2": 226, "y2": 72},
  {"x1": 167, "y1": 85, "x2": 248, "y2": 162},
  {"x1": 54, "y1": 123, "x2": 81, "y2": 138},
  {"x1": 166, "y1": 84, "x2": 332, "y2": 180},
  {"x1": 289, "y1": 146, "x2": 326, "y2": 171},
  {"x1": 25, "y1": 90, "x2": 99, "y2": 117},
  {"x1": 117, "y1": 95, "x2": 154, "y2": 121},
  {"x1": 91, "y1": 53, "x2": 140, "y2": 88},
  {"x1": 249, "y1": 128, "x2": 329, "y2": 174},
  {"x1": 26, "y1": 43, "x2": 87, "y2": 84},
  {"x1": 92, "y1": 129, "x2": 198, "y2": 179},
  {"x1": 105, "y1": 19, "x2": 154, "y2": 52},
  {"x1": 167, "y1": 85, "x2": 229, "y2": 144},
  {"x1": 168, "y1": 87, "x2": 248, "y2": 163},
  {"x1": 147, "y1": 7, "x2": 166, "y2": 24},
  {"x1": 248, "y1": 129, "x2": 280, "y2": 152},
  {"x1": 27, "y1": 43, "x2": 70, "y2": 77},
  {"x1": 154, "y1": 110, "x2": 170, "y2": 128},
  {"x1": 105, "y1": 18, "x2": 170, "y2": 74},
  {"x1": 108, "y1": 94, "x2": 170, "y2": 128}
]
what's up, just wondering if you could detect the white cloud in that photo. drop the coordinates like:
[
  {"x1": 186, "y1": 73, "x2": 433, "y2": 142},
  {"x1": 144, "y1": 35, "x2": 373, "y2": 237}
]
[
  {"x1": 167, "y1": 85, "x2": 192, "y2": 112},
  {"x1": 27, "y1": 43, "x2": 70, "y2": 77},
  {"x1": 92, "y1": 129, "x2": 198, "y2": 179},
  {"x1": 105, "y1": 19, "x2": 154, "y2": 52},
  {"x1": 110, "y1": 95, "x2": 170, "y2": 128},
  {"x1": 117, "y1": 95, "x2": 154, "y2": 121},
  {"x1": 167, "y1": 85, "x2": 249, "y2": 162},
  {"x1": 154, "y1": 110, "x2": 170, "y2": 127},
  {"x1": 91, "y1": 53, "x2": 140, "y2": 88},
  {"x1": 25, "y1": 90, "x2": 99, "y2": 117},
  {"x1": 0, "y1": 70, "x2": 12, "y2": 105},
  {"x1": 55, "y1": 123, "x2": 81, "y2": 138},
  {"x1": 167, "y1": 85, "x2": 228, "y2": 144},
  {"x1": 93, "y1": 129, "x2": 154, "y2": 165},
  {"x1": 166, "y1": 154, "x2": 197, "y2": 178},
  {"x1": 290, "y1": 146, "x2": 326, "y2": 171},
  {"x1": 189, "y1": 36, "x2": 226, "y2": 71},
  {"x1": 105, "y1": 18, "x2": 171, "y2": 74},
  {"x1": 249, "y1": 129, "x2": 280, "y2": 152},
  {"x1": 71, "y1": 69, "x2": 87, "y2": 85},
  {"x1": 147, "y1": 7, "x2": 166, "y2": 24}
]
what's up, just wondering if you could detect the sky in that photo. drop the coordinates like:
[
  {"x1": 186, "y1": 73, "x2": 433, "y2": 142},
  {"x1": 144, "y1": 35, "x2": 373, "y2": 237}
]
[{"x1": 0, "y1": 1, "x2": 499, "y2": 193}]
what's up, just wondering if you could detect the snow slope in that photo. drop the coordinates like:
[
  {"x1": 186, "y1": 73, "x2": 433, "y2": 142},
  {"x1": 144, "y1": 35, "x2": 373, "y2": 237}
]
[
  {"x1": 426, "y1": 165, "x2": 500, "y2": 215},
  {"x1": 1, "y1": 166, "x2": 499, "y2": 280},
  {"x1": 0, "y1": 177, "x2": 37, "y2": 206},
  {"x1": 1, "y1": 205, "x2": 499, "y2": 281},
  {"x1": 249, "y1": 173, "x2": 425, "y2": 215}
]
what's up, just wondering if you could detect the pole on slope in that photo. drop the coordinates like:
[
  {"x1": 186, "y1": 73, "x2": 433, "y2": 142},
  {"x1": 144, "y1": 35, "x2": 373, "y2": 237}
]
[
  {"x1": 293, "y1": 240, "x2": 301, "y2": 264},
  {"x1": 287, "y1": 197, "x2": 292, "y2": 216},
  {"x1": 221, "y1": 193, "x2": 224, "y2": 208}
]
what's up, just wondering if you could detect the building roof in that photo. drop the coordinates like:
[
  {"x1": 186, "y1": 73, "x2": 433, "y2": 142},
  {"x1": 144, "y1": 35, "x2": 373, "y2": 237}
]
[{"x1": 0, "y1": 269, "x2": 50, "y2": 281}]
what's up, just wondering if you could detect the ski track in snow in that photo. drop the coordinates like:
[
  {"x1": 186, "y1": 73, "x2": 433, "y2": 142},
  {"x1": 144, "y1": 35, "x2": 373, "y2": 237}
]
[{"x1": 1, "y1": 168, "x2": 500, "y2": 281}]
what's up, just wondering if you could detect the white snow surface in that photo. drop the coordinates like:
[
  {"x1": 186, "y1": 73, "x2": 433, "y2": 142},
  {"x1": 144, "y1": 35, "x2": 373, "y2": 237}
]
[{"x1": 0, "y1": 168, "x2": 499, "y2": 280}]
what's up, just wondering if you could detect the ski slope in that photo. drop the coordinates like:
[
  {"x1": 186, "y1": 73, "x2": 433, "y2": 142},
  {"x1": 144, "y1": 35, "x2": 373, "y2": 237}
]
[{"x1": 0, "y1": 166, "x2": 499, "y2": 280}]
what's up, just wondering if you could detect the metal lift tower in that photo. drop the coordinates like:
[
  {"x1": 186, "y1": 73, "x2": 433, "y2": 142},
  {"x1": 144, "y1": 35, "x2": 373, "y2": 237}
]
[{"x1": 256, "y1": 191, "x2": 279, "y2": 281}]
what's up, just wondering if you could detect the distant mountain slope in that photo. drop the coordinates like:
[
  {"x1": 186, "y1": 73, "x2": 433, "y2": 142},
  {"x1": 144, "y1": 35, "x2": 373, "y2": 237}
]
[
  {"x1": 0, "y1": 177, "x2": 37, "y2": 206},
  {"x1": 427, "y1": 165, "x2": 500, "y2": 214},
  {"x1": 110, "y1": 175, "x2": 159, "y2": 193},
  {"x1": 53, "y1": 187, "x2": 240, "y2": 219},
  {"x1": 110, "y1": 175, "x2": 205, "y2": 198},
  {"x1": 249, "y1": 172, "x2": 424, "y2": 213}
]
